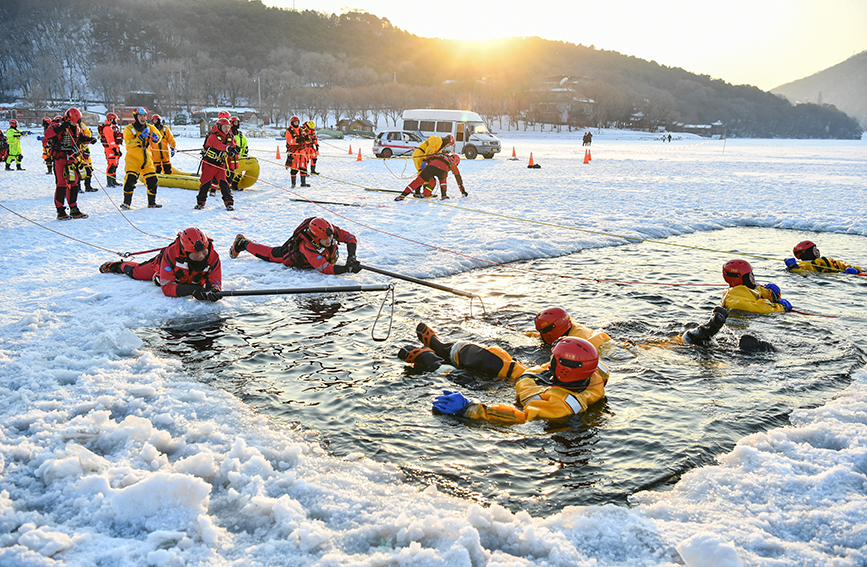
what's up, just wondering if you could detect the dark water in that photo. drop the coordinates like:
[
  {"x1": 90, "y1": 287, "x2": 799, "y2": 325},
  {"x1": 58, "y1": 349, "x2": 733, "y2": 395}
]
[{"x1": 142, "y1": 227, "x2": 867, "y2": 516}]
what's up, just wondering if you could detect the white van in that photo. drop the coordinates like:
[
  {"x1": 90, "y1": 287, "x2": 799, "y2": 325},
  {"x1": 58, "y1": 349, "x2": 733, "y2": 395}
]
[{"x1": 401, "y1": 109, "x2": 501, "y2": 159}]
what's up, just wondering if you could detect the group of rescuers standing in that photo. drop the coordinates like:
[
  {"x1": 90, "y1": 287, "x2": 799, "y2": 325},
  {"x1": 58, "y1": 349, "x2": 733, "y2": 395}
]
[
  {"x1": 98, "y1": 207, "x2": 863, "y2": 427},
  {"x1": 37, "y1": 107, "x2": 255, "y2": 220}
]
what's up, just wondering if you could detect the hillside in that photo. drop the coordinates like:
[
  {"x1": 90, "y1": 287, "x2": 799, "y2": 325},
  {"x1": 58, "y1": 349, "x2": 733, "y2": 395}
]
[
  {"x1": 0, "y1": 0, "x2": 861, "y2": 139},
  {"x1": 772, "y1": 51, "x2": 867, "y2": 129}
]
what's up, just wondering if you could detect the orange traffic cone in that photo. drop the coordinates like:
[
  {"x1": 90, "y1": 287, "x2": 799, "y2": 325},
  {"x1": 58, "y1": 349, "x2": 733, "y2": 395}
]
[
  {"x1": 348, "y1": 144, "x2": 353, "y2": 155},
  {"x1": 528, "y1": 153, "x2": 534, "y2": 167},
  {"x1": 583, "y1": 149, "x2": 590, "y2": 164},
  {"x1": 588, "y1": 149, "x2": 592, "y2": 161},
  {"x1": 356, "y1": 148, "x2": 362, "y2": 161},
  {"x1": 509, "y1": 147, "x2": 518, "y2": 160},
  {"x1": 276, "y1": 146, "x2": 281, "y2": 160}
]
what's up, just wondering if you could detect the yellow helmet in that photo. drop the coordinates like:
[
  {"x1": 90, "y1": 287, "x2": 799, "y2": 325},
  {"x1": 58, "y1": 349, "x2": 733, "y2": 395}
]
[{"x1": 304, "y1": 120, "x2": 315, "y2": 131}]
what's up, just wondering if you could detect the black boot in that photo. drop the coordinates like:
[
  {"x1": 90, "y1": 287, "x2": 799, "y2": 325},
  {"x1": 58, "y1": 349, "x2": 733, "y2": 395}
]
[
  {"x1": 683, "y1": 306, "x2": 729, "y2": 346},
  {"x1": 16, "y1": 164, "x2": 24, "y2": 171},
  {"x1": 229, "y1": 234, "x2": 249, "y2": 259},
  {"x1": 416, "y1": 323, "x2": 452, "y2": 360},
  {"x1": 398, "y1": 346, "x2": 444, "y2": 371},
  {"x1": 69, "y1": 206, "x2": 88, "y2": 219},
  {"x1": 56, "y1": 207, "x2": 69, "y2": 220}
]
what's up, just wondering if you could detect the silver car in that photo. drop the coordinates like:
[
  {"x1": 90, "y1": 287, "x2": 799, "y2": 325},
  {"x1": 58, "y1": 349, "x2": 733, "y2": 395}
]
[{"x1": 373, "y1": 130, "x2": 423, "y2": 158}]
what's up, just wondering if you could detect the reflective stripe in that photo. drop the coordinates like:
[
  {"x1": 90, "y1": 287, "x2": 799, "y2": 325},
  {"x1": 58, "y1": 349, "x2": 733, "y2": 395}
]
[
  {"x1": 564, "y1": 394, "x2": 584, "y2": 414},
  {"x1": 525, "y1": 394, "x2": 542, "y2": 404}
]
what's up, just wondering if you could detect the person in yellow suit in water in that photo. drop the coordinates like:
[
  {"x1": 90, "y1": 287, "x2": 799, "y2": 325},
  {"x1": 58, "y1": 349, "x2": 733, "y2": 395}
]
[
  {"x1": 784, "y1": 240, "x2": 863, "y2": 275},
  {"x1": 399, "y1": 323, "x2": 609, "y2": 425},
  {"x1": 721, "y1": 259, "x2": 792, "y2": 314}
]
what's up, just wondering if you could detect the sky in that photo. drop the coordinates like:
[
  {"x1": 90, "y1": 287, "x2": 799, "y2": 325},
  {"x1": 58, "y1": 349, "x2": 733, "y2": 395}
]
[{"x1": 264, "y1": 0, "x2": 867, "y2": 91}]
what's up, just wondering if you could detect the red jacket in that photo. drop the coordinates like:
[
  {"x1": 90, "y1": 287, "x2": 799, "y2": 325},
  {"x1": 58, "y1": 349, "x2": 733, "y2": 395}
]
[
  {"x1": 202, "y1": 127, "x2": 236, "y2": 166},
  {"x1": 156, "y1": 238, "x2": 222, "y2": 297},
  {"x1": 43, "y1": 120, "x2": 82, "y2": 159},
  {"x1": 282, "y1": 224, "x2": 357, "y2": 275}
]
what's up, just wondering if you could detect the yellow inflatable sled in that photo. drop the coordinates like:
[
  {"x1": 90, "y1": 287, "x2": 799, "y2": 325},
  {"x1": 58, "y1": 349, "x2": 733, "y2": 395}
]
[{"x1": 154, "y1": 157, "x2": 260, "y2": 190}]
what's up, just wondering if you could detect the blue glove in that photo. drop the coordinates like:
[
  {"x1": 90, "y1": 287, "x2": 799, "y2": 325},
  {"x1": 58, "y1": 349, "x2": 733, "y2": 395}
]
[
  {"x1": 37, "y1": 135, "x2": 43, "y2": 141},
  {"x1": 420, "y1": 160, "x2": 428, "y2": 170},
  {"x1": 784, "y1": 258, "x2": 798, "y2": 268},
  {"x1": 170, "y1": 148, "x2": 175, "y2": 157},
  {"x1": 432, "y1": 390, "x2": 470, "y2": 415},
  {"x1": 150, "y1": 132, "x2": 159, "y2": 143},
  {"x1": 844, "y1": 267, "x2": 859, "y2": 274},
  {"x1": 138, "y1": 131, "x2": 149, "y2": 142},
  {"x1": 778, "y1": 298, "x2": 792, "y2": 311},
  {"x1": 763, "y1": 283, "x2": 781, "y2": 303}
]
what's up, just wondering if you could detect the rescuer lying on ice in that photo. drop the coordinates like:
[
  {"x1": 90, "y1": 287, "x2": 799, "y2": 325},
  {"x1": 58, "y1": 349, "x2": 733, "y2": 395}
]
[
  {"x1": 99, "y1": 227, "x2": 223, "y2": 301},
  {"x1": 228, "y1": 217, "x2": 362, "y2": 275}
]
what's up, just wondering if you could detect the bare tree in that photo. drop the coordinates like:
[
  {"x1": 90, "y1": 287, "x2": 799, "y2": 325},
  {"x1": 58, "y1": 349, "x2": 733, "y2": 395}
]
[{"x1": 224, "y1": 67, "x2": 251, "y2": 108}]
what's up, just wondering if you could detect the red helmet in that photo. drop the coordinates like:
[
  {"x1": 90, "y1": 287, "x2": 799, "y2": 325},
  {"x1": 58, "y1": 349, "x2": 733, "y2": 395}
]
[
  {"x1": 178, "y1": 227, "x2": 208, "y2": 254},
  {"x1": 550, "y1": 337, "x2": 598, "y2": 383},
  {"x1": 723, "y1": 259, "x2": 755, "y2": 288},
  {"x1": 290, "y1": 115, "x2": 300, "y2": 125},
  {"x1": 9, "y1": 119, "x2": 18, "y2": 128},
  {"x1": 443, "y1": 134, "x2": 455, "y2": 147},
  {"x1": 106, "y1": 112, "x2": 118, "y2": 123},
  {"x1": 535, "y1": 307, "x2": 572, "y2": 344},
  {"x1": 307, "y1": 218, "x2": 334, "y2": 241},
  {"x1": 65, "y1": 108, "x2": 83, "y2": 123},
  {"x1": 230, "y1": 116, "x2": 240, "y2": 126},
  {"x1": 215, "y1": 118, "x2": 230, "y2": 130},
  {"x1": 151, "y1": 114, "x2": 162, "y2": 123},
  {"x1": 53, "y1": 115, "x2": 63, "y2": 122},
  {"x1": 448, "y1": 153, "x2": 461, "y2": 167},
  {"x1": 218, "y1": 111, "x2": 231, "y2": 119},
  {"x1": 793, "y1": 240, "x2": 819, "y2": 261},
  {"x1": 42, "y1": 117, "x2": 51, "y2": 126}
]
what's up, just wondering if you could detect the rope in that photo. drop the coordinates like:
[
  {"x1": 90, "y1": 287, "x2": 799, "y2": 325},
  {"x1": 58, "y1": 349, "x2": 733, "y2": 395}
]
[{"x1": 0, "y1": 202, "x2": 124, "y2": 255}]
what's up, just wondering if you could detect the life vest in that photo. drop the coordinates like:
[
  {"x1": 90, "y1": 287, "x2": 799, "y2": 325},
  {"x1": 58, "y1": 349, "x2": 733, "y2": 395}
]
[{"x1": 280, "y1": 217, "x2": 338, "y2": 268}]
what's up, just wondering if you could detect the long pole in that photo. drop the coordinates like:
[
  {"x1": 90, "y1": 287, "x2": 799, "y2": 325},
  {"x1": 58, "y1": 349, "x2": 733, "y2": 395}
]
[
  {"x1": 360, "y1": 264, "x2": 477, "y2": 299},
  {"x1": 218, "y1": 284, "x2": 390, "y2": 297}
]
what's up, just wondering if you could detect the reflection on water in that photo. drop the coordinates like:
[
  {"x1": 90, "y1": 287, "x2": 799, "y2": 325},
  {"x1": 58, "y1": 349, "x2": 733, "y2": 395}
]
[{"x1": 142, "y1": 227, "x2": 867, "y2": 516}]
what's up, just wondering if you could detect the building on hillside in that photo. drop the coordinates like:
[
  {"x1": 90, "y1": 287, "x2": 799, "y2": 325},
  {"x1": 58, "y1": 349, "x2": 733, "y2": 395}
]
[
  {"x1": 337, "y1": 118, "x2": 374, "y2": 132},
  {"x1": 527, "y1": 75, "x2": 596, "y2": 128}
]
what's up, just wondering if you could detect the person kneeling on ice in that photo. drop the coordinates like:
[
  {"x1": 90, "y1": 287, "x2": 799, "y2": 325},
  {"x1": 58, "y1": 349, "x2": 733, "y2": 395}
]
[
  {"x1": 395, "y1": 152, "x2": 467, "y2": 201},
  {"x1": 532, "y1": 305, "x2": 728, "y2": 348},
  {"x1": 722, "y1": 259, "x2": 791, "y2": 314},
  {"x1": 196, "y1": 118, "x2": 238, "y2": 211},
  {"x1": 784, "y1": 240, "x2": 863, "y2": 275},
  {"x1": 228, "y1": 217, "x2": 362, "y2": 275},
  {"x1": 99, "y1": 227, "x2": 222, "y2": 301},
  {"x1": 399, "y1": 324, "x2": 608, "y2": 425}
]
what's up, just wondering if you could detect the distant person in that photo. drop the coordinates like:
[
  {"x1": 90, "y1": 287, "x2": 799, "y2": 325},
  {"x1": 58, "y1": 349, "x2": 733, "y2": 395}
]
[
  {"x1": 667, "y1": 134, "x2": 672, "y2": 142},
  {"x1": 394, "y1": 152, "x2": 467, "y2": 201},
  {"x1": 399, "y1": 323, "x2": 609, "y2": 425},
  {"x1": 149, "y1": 114, "x2": 177, "y2": 174},
  {"x1": 98, "y1": 112, "x2": 123, "y2": 186},
  {"x1": 304, "y1": 120, "x2": 320, "y2": 175},
  {"x1": 99, "y1": 227, "x2": 222, "y2": 301},
  {"x1": 196, "y1": 117, "x2": 237, "y2": 211},
  {"x1": 784, "y1": 240, "x2": 862, "y2": 275},
  {"x1": 721, "y1": 259, "x2": 791, "y2": 314},
  {"x1": 5, "y1": 119, "x2": 26, "y2": 170},
  {"x1": 39, "y1": 117, "x2": 54, "y2": 175},
  {"x1": 75, "y1": 117, "x2": 98, "y2": 192},
  {"x1": 582, "y1": 131, "x2": 592, "y2": 146},
  {"x1": 121, "y1": 107, "x2": 163, "y2": 209},
  {"x1": 228, "y1": 217, "x2": 362, "y2": 275},
  {"x1": 284, "y1": 115, "x2": 312, "y2": 188},
  {"x1": 228, "y1": 116, "x2": 248, "y2": 192}
]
